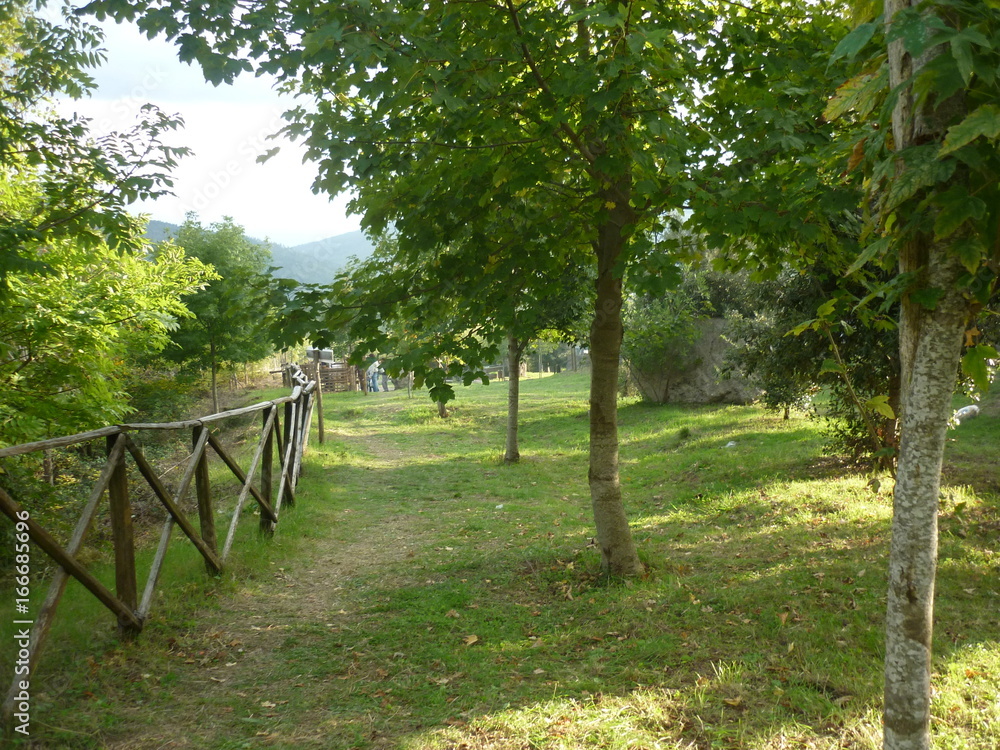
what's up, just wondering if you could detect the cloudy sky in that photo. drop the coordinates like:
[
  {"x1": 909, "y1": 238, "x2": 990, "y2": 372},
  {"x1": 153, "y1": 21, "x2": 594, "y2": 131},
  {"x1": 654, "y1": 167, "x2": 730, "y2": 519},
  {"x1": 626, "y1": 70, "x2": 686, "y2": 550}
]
[{"x1": 60, "y1": 18, "x2": 362, "y2": 247}]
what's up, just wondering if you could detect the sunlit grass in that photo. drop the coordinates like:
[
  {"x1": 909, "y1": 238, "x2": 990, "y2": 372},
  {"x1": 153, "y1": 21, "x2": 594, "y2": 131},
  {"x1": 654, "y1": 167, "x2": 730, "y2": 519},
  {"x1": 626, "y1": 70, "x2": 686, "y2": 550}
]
[{"x1": 4, "y1": 369, "x2": 998, "y2": 748}]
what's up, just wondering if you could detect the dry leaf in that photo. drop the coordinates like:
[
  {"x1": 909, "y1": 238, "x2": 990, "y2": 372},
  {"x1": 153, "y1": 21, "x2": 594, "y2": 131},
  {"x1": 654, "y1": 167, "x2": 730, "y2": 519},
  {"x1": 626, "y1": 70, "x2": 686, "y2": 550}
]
[
  {"x1": 463, "y1": 634, "x2": 480, "y2": 646},
  {"x1": 723, "y1": 697, "x2": 743, "y2": 707},
  {"x1": 261, "y1": 701, "x2": 276, "y2": 708},
  {"x1": 533, "y1": 668, "x2": 546, "y2": 674},
  {"x1": 446, "y1": 609, "x2": 461, "y2": 619}
]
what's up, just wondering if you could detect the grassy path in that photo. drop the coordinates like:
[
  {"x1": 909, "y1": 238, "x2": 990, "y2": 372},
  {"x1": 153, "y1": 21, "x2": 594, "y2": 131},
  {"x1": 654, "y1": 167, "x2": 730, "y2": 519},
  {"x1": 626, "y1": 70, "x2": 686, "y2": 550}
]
[{"x1": 15, "y1": 372, "x2": 1000, "y2": 749}]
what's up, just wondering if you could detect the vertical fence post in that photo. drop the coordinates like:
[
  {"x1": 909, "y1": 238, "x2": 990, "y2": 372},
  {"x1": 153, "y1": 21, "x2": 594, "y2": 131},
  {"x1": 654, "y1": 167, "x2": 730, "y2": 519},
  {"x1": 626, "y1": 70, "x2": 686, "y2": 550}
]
[
  {"x1": 296, "y1": 391, "x2": 310, "y2": 481},
  {"x1": 260, "y1": 406, "x2": 274, "y2": 533},
  {"x1": 284, "y1": 400, "x2": 297, "y2": 505},
  {"x1": 106, "y1": 435, "x2": 139, "y2": 637},
  {"x1": 314, "y1": 350, "x2": 325, "y2": 444},
  {"x1": 193, "y1": 426, "x2": 218, "y2": 569}
]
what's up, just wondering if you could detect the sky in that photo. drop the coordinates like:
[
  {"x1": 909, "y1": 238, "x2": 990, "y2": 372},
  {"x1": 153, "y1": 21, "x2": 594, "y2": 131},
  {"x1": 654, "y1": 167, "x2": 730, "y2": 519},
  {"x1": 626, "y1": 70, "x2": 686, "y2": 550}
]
[{"x1": 58, "y1": 17, "x2": 362, "y2": 247}]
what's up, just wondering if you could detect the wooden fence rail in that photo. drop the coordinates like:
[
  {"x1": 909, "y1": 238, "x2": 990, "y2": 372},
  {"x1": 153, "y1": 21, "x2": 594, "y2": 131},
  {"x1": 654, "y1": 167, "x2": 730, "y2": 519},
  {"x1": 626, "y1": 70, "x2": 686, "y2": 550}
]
[{"x1": 0, "y1": 365, "x2": 318, "y2": 726}]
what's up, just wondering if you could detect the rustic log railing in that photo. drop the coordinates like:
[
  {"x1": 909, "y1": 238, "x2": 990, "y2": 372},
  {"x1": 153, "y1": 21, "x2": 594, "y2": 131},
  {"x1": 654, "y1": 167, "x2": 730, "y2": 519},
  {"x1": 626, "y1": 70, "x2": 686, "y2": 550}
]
[{"x1": 0, "y1": 365, "x2": 318, "y2": 726}]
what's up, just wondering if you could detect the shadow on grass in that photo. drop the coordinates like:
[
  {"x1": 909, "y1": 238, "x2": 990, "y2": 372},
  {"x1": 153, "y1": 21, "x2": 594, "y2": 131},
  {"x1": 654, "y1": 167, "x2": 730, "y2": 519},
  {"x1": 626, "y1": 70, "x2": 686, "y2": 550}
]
[{"x1": 8, "y1": 380, "x2": 999, "y2": 749}]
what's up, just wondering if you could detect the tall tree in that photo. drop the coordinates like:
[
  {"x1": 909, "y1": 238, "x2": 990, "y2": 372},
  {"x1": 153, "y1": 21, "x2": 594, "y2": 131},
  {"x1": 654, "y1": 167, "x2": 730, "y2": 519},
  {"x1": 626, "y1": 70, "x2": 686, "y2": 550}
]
[
  {"x1": 1, "y1": 0, "x2": 187, "y2": 295},
  {"x1": 874, "y1": 3, "x2": 998, "y2": 747},
  {"x1": 338, "y1": 226, "x2": 592, "y2": 462},
  {"x1": 162, "y1": 215, "x2": 276, "y2": 412},
  {"x1": 88, "y1": 0, "x2": 720, "y2": 575},
  {"x1": 688, "y1": 1, "x2": 999, "y2": 746},
  {"x1": 0, "y1": 172, "x2": 213, "y2": 445}
]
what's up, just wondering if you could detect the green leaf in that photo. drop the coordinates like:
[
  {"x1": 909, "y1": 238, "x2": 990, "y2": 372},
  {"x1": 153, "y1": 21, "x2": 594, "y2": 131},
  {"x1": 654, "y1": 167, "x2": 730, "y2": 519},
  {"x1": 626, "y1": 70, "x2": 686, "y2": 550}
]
[
  {"x1": 962, "y1": 346, "x2": 998, "y2": 393},
  {"x1": 933, "y1": 186, "x2": 986, "y2": 239},
  {"x1": 824, "y1": 66, "x2": 887, "y2": 121},
  {"x1": 909, "y1": 287, "x2": 944, "y2": 310},
  {"x1": 830, "y1": 22, "x2": 878, "y2": 63},
  {"x1": 787, "y1": 319, "x2": 817, "y2": 337},
  {"x1": 816, "y1": 298, "x2": 838, "y2": 318},
  {"x1": 845, "y1": 236, "x2": 890, "y2": 276},
  {"x1": 953, "y1": 236, "x2": 986, "y2": 274},
  {"x1": 950, "y1": 36, "x2": 974, "y2": 85},
  {"x1": 939, "y1": 105, "x2": 1000, "y2": 156},
  {"x1": 820, "y1": 358, "x2": 845, "y2": 375},
  {"x1": 865, "y1": 394, "x2": 896, "y2": 419}
]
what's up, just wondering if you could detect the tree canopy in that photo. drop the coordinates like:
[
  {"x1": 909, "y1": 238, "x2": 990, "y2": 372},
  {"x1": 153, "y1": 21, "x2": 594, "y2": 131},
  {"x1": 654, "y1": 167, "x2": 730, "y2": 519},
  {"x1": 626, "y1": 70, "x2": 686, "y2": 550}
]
[
  {"x1": 0, "y1": 171, "x2": 213, "y2": 445},
  {"x1": 0, "y1": 0, "x2": 188, "y2": 295},
  {"x1": 161, "y1": 214, "x2": 277, "y2": 412}
]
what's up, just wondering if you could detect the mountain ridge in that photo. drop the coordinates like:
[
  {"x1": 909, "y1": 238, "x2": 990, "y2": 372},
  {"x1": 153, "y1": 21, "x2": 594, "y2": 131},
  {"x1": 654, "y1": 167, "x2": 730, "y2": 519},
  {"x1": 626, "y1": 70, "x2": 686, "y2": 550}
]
[{"x1": 145, "y1": 219, "x2": 376, "y2": 284}]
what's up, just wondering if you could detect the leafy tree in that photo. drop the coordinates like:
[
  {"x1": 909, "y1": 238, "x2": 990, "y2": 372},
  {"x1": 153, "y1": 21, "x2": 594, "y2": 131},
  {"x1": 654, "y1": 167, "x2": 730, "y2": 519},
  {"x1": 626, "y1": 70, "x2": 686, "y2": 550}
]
[
  {"x1": 724, "y1": 264, "x2": 901, "y2": 463},
  {"x1": 685, "y1": 0, "x2": 999, "y2": 745},
  {"x1": 0, "y1": 0, "x2": 187, "y2": 295},
  {"x1": 162, "y1": 215, "x2": 276, "y2": 412},
  {"x1": 312, "y1": 224, "x2": 592, "y2": 462},
  {"x1": 0, "y1": 173, "x2": 213, "y2": 445},
  {"x1": 84, "y1": 0, "x2": 735, "y2": 575},
  {"x1": 823, "y1": 3, "x2": 1000, "y2": 747},
  {"x1": 621, "y1": 269, "x2": 712, "y2": 405}
]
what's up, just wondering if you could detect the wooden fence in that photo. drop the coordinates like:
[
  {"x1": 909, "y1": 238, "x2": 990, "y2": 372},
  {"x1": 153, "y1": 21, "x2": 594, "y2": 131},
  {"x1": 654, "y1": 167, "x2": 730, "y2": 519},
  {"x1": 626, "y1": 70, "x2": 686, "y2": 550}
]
[
  {"x1": 0, "y1": 365, "x2": 318, "y2": 726},
  {"x1": 299, "y1": 360, "x2": 360, "y2": 393}
]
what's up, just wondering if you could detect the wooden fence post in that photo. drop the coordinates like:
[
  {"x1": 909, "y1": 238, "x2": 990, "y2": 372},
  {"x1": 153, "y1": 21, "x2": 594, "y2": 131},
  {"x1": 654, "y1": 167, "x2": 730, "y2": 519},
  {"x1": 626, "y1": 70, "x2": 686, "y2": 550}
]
[
  {"x1": 284, "y1": 400, "x2": 296, "y2": 505},
  {"x1": 260, "y1": 406, "x2": 274, "y2": 533},
  {"x1": 106, "y1": 435, "x2": 139, "y2": 638},
  {"x1": 313, "y1": 350, "x2": 325, "y2": 444},
  {"x1": 193, "y1": 426, "x2": 217, "y2": 569}
]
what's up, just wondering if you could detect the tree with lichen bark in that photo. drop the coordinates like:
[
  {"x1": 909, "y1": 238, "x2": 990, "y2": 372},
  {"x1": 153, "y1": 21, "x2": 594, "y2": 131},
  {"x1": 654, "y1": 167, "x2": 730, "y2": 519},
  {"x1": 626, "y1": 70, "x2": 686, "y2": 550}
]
[{"x1": 801, "y1": 2, "x2": 1000, "y2": 746}]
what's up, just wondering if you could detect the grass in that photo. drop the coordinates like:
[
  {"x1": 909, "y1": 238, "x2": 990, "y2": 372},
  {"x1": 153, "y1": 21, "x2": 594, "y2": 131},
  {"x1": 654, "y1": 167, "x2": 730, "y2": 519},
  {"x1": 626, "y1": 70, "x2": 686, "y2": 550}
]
[{"x1": 3, "y1": 370, "x2": 999, "y2": 749}]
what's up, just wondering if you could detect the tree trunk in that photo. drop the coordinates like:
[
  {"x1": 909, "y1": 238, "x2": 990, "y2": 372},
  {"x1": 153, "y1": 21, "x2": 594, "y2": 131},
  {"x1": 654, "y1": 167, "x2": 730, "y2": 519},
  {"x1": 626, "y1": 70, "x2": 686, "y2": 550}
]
[
  {"x1": 884, "y1": 246, "x2": 971, "y2": 750},
  {"x1": 588, "y1": 180, "x2": 643, "y2": 577},
  {"x1": 883, "y1": 4, "x2": 974, "y2": 747},
  {"x1": 505, "y1": 334, "x2": 524, "y2": 464}
]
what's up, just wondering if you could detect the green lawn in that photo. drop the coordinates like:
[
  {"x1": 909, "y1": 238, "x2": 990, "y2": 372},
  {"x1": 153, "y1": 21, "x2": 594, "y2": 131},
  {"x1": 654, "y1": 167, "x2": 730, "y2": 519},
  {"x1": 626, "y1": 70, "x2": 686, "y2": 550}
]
[{"x1": 4, "y1": 370, "x2": 998, "y2": 748}]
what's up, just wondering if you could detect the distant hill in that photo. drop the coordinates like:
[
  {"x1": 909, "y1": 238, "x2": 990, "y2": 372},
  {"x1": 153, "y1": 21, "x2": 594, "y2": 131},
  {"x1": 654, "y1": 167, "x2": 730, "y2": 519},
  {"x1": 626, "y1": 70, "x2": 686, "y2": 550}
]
[
  {"x1": 143, "y1": 220, "x2": 375, "y2": 284},
  {"x1": 269, "y1": 231, "x2": 375, "y2": 284}
]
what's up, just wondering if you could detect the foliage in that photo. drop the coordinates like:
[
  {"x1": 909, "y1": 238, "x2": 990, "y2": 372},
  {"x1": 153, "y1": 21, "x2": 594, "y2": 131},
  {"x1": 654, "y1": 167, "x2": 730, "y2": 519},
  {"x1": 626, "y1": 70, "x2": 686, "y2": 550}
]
[
  {"x1": 0, "y1": 0, "x2": 188, "y2": 296},
  {"x1": 0, "y1": 173, "x2": 213, "y2": 445},
  {"x1": 724, "y1": 264, "x2": 900, "y2": 462},
  {"x1": 161, "y1": 214, "x2": 277, "y2": 410},
  {"x1": 343, "y1": 231, "x2": 594, "y2": 405},
  {"x1": 621, "y1": 271, "x2": 712, "y2": 404},
  {"x1": 825, "y1": 0, "x2": 1000, "y2": 359},
  {"x1": 685, "y1": 1, "x2": 862, "y2": 274}
]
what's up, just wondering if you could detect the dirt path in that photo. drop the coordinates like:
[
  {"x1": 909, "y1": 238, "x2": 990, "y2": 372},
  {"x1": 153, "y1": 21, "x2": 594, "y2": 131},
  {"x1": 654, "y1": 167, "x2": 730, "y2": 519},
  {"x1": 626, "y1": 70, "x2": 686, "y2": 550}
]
[{"x1": 99, "y1": 427, "x2": 427, "y2": 749}]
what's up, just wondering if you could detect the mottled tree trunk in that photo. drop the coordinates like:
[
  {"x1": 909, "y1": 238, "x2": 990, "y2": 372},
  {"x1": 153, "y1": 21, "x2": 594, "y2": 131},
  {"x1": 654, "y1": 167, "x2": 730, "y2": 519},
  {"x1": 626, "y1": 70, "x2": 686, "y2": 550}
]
[
  {"x1": 884, "y1": 243, "x2": 970, "y2": 750},
  {"x1": 883, "y1": 3, "x2": 974, "y2": 747},
  {"x1": 588, "y1": 180, "x2": 643, "y2": 577},
  {"x1": 505, "y1": 334, "x2": 524, "y2": 464}
]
